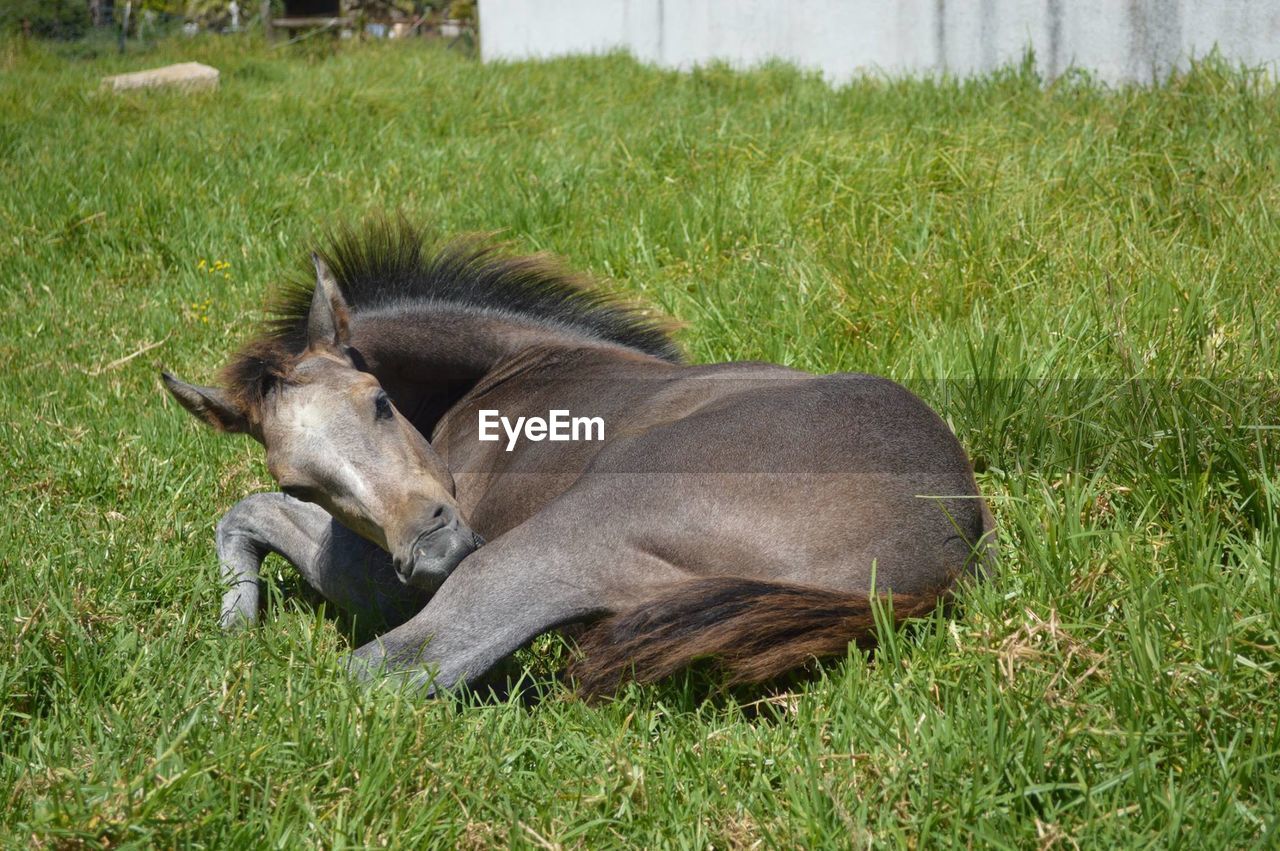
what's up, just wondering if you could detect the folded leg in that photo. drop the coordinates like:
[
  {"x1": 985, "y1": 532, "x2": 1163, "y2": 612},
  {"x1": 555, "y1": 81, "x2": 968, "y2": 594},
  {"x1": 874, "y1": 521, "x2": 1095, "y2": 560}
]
[{"x1": 216, "y1": 492, "x2": 429, "y2": 630}]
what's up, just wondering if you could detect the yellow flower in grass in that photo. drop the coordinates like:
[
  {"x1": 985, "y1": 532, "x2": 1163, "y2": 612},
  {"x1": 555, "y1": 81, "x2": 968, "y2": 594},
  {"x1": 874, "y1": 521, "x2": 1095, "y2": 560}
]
[{"x1": 186, "y1": 297, "x2": 214, "y2": 325}]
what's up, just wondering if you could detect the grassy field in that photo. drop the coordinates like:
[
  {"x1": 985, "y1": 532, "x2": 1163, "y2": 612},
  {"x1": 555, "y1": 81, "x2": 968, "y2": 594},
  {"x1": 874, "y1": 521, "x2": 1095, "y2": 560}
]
[{"x1": 2, "y1": 33, "x2": 1278, "y2": 848}]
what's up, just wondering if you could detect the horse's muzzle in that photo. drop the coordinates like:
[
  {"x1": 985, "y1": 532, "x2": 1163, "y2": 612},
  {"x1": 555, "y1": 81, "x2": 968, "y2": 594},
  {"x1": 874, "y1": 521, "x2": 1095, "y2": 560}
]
[{"x1": 396, "y1": 513, "x2": 483, "y2": 593}]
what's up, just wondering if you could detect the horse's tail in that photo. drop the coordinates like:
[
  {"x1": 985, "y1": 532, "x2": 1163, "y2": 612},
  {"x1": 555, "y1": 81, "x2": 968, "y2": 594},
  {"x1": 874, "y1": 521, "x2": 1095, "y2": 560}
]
[{"x1": 567, "y1": 577, "x2": 946, "y2": 698}]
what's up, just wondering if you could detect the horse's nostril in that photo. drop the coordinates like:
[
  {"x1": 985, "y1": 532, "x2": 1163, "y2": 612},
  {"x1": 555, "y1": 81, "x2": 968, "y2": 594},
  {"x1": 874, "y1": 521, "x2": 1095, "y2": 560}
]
[{"x1": 431, "y1": 505, "x2": 446, "y2": 519}]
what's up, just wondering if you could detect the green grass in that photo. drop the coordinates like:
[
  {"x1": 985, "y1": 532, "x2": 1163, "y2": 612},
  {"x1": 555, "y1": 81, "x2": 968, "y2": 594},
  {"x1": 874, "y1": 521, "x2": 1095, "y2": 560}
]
[{"x1": 2, "y1": 33, "x2": 1278, "y2": 848}]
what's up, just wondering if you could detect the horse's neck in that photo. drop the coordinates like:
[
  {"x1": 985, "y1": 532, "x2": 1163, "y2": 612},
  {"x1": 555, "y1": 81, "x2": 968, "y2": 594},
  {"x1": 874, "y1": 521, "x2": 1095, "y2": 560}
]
[{"x1": 349, "y1": 308, "x2": 645, "y2": 435}]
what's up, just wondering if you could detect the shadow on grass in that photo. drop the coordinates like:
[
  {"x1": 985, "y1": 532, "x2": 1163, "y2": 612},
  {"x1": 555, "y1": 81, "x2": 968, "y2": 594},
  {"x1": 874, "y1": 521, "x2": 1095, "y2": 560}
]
[{"x1": 258, "y1": 556, "x2": 951, "y2": 717}]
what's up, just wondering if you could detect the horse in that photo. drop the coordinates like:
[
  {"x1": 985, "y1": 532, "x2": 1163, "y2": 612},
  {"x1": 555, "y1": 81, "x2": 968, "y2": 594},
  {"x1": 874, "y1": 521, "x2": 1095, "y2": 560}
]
[{"x1": 161, "y1": 220, "x2": 995, "y2": 697}]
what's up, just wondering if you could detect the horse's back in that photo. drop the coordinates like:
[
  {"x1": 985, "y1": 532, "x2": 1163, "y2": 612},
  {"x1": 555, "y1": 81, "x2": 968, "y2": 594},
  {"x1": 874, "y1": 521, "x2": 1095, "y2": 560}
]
[
  {"x1": 575, "y1": 367, "x2": 992, "y2": 594},
  {"x1": 598, "y1": 367, "x2": 972, "y2": 483}
]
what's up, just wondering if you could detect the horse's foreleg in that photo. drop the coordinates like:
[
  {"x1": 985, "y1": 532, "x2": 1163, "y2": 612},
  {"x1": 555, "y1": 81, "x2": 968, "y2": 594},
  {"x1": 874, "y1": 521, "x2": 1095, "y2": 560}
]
[
  {"x1": 216, "y1": 493, "x2": 328, "y2": 629},
  {"x1": 215, "y1": 493, "x2": 427, "y2": 630}
]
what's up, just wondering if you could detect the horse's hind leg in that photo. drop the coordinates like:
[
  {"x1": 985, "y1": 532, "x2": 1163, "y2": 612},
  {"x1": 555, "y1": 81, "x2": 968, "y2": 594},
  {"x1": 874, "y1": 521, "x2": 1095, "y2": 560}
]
[
  {"x1": 345, "y1": 521, "x2": 684, "y2": 694},
  {"x1": 216, "y1": 493, "x2": 428, "y2": 630}
]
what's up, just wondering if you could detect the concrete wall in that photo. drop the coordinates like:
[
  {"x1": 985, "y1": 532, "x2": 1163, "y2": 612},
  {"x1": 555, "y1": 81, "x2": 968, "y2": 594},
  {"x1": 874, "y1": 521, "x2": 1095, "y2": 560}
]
[{"x1": 477, "y1": 0, "x2": 1280, "y2": 85}]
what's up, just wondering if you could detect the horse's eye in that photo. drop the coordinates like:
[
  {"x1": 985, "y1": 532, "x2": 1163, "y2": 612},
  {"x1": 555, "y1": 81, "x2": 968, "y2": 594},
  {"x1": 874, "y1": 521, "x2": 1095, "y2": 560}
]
[{"x1": 374, "y1": 391, "x2": 394, "y2": 421}]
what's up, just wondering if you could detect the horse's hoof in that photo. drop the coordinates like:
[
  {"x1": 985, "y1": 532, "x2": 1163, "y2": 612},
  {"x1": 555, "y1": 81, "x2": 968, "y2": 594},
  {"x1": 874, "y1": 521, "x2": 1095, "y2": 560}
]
[
  {"x1": 402, "y1": 670, "x2": 439, "y2": 697},
  {"x1": 341, "y1": 651, "x2": 379, "y2": 683},
  {"x1": 218, "y1": 607, "x2": 258, "y2": 631},
  {"x1": 341, "y1": 651, "x2": 439, "y2": 697}
]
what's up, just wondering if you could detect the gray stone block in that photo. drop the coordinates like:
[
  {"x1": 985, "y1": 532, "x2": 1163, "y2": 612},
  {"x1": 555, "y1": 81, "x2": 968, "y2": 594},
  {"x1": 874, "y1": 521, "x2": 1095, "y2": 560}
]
[{"x1": 102, "y1": 62, "x2": 220, "y2": 93}]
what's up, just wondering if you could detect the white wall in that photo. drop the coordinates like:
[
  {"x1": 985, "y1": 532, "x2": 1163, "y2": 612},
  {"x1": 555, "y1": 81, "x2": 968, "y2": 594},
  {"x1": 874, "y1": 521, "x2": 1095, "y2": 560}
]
[{"x1": 477, "y1": 0, "x2": 1280, "y2": 85}]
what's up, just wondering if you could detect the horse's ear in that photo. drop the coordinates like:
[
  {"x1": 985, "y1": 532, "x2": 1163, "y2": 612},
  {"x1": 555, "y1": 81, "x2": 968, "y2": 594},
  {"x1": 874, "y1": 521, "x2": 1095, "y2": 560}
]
[
  {"x1": 307, "y1": 254, "x2": 350, "y2": 349},
  {"x1": 161, "y1": 372, "x2": 250, "y2": 434}
]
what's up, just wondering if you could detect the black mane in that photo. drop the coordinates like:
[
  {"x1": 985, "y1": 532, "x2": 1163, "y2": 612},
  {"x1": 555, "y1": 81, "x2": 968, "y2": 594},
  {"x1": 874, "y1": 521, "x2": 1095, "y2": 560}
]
[
  {"x1": 220, "y1": 219, "x2": 681, "y2": 414},
  {"x1": 272, "y1": 219, "x2": 681, "y2": 362}
]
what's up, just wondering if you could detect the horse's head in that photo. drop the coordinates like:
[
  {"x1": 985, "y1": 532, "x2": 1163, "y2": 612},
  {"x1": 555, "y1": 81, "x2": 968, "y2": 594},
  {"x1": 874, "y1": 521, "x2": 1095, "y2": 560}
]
[{"x1": 162, "y1": 256, "x2": 481, "y2": 594}]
